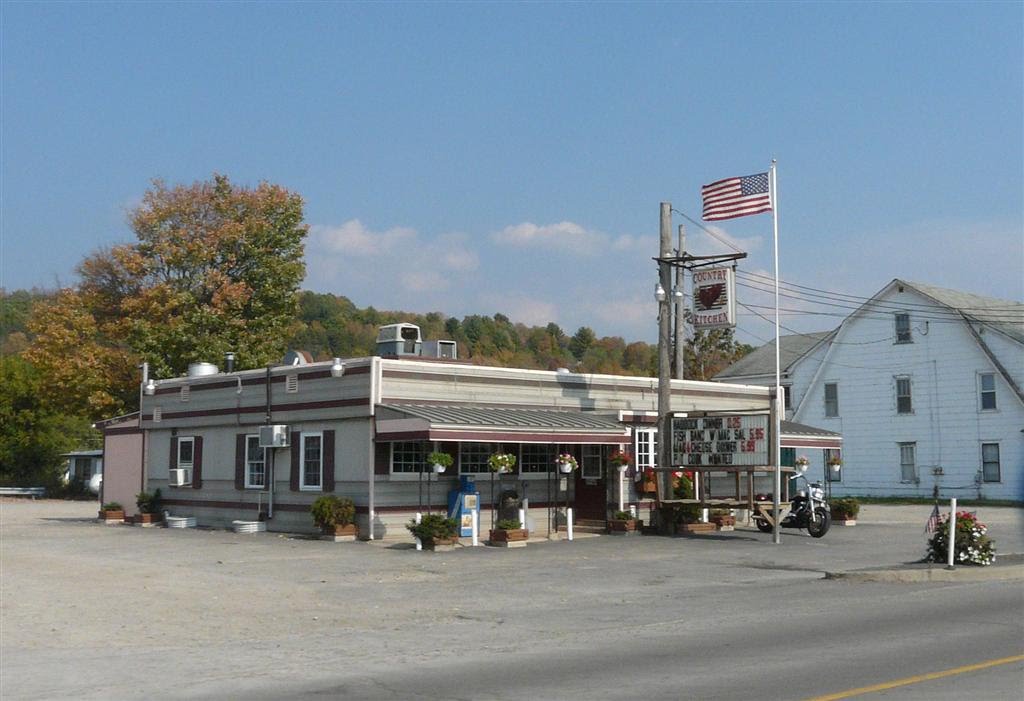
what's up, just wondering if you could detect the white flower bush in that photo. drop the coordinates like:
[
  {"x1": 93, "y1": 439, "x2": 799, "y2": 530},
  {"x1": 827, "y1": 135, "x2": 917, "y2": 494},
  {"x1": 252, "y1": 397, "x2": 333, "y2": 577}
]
[{"x1": 926, "y1": 511, "x2": 996, "y2": 566}]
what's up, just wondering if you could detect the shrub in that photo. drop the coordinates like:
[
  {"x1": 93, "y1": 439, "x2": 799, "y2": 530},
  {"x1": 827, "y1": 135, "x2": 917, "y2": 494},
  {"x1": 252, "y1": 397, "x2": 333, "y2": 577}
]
[
  {"x1": 612, "y1": 510, "x2": 633, "y2": 521},
  {"x1": 135, "y1": 489, "x2": 162, "y2": 514},
  {"x1": 830, "y1": 497, "x2": 860, "y2": 519},
  {"x1": 101, "y1": 501, "x2": 123, "y2": 512},
  {"x1": 494, "y1": 518, "x2": 522, "y2": 530},
  {"x1": 926, "y1": 511, "x2": 995, "y2": 566},
  {"x1": 407, "y1": 513, "x2": 458, "y2": 541},
  {"x1": 310, "y1": 495, "x2": 356, "y2": 529}
]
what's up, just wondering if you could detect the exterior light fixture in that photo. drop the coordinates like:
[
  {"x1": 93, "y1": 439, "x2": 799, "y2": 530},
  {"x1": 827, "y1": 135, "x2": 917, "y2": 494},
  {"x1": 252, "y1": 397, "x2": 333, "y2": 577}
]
[
  {"x1": 672, "y1": 287, "x2": 684, "y2": 301},
  {"x1": 654, "y1": 282, "x2": 667, "y2": 303},
  {"x1": 330, "y1": 358, "x2": 345, "y2": 378},
  {"x1": 143, "y1": 378, "x2": 157, "y2": 396}
]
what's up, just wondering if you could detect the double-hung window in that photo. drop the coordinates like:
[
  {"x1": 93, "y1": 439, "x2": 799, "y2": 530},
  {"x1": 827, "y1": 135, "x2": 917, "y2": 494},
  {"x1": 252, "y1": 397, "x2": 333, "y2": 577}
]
[
  {"x1": 894, "y1": 313, "x2": 912, "y2": 343},
  {"x1": 391, "y1": 441, "x2": 429, "y2": 474},
  {"x1": 824, "y1": 383, "x2": 839, "y2": 418},
  {"x1": 979, "y1": 373, "x2": 997, "y2": 411},
  {"x1": 245, "y1": 435, "x2": 265, "y2": 489},
  {"x1": 899, "y1": 442, "x2": 917, "y2": 483},
  {"x1": 895, "y1": 376, "x2": 913, "y2": 414},
  {"x1": 981, "y1": 443, "x2": 1001, "y2": 482},
  {"x1": 459, "y1": 442, "x2": 496, "y2": 475},
  {"x1": 521, "y1": 444, "x2": 555, "y2": 474},
  {"x1": 635, "y1": 429, "x2": 656, "y2": 471},
  {"x1": 300, "y1": 432, "x2": 323, "y2": 490},
  {"x1": 178, "y1": 436, "x2": 195, "y2": 484}
]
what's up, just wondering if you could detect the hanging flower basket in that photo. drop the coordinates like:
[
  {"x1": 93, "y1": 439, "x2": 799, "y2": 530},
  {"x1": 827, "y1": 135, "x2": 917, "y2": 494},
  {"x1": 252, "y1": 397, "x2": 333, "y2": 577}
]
[
  {"x1": 609, "y1": 449, "x2": 631, "y2": 468},
  {"x1": 488, "y1": 453, "x2": 517, "y2": 474},
  {"x1": 427, "y1": 451, "x2": 453, "y2": 474},
  {"x1": 555, "y1": 453, "x2": 578, "y2": 474},
  {"x1": 795, "y1": 456, "x2": 810, "y2": 467}
]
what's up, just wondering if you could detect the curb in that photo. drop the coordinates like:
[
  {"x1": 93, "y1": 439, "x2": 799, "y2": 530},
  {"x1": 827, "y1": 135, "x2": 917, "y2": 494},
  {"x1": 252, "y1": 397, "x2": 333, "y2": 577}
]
[{"x1": 825, "y1": 564, "x2": 1024, "y2": 583}]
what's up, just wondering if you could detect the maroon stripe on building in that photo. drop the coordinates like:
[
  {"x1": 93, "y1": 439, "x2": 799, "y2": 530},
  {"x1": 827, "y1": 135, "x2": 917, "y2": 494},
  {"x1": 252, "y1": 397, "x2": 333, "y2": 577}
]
[{"x1": 376, "y1": 429, "x2": 629, "y2": 444}]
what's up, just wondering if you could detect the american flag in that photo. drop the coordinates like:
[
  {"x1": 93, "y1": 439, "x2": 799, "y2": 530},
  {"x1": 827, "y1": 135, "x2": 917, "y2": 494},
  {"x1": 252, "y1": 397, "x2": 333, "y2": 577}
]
[
  {"x1": 702, "y1": 172, "x2": 772, "y2": 221},
  {"x1": 925, "y1": 504, "x2": 941, "y2": 533}
]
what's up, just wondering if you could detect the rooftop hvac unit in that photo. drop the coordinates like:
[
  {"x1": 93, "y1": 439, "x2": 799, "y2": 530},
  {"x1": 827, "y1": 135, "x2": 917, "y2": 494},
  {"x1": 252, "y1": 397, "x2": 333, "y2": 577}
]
[
  {"x1": 259, "y1": 425, "x2": 290, "y2": 448},
  {"x1": 376, "y1": 323, "x2": 422, "y2": 357},
  {"x1": 422, "y1": 339, "x2": 457, "y2": 360}
]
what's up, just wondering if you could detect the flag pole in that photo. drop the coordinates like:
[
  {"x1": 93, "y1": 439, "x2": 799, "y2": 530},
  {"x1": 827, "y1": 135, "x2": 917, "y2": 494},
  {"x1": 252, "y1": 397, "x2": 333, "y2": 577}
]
[{"x1": 770, "y1": 159, "x2": 782, "y2": 545}]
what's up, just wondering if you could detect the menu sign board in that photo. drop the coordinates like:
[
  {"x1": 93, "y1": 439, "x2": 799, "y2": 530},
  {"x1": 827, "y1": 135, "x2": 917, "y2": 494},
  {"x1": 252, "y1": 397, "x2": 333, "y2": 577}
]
[{"x1": 671, "y1": 414, "x2": 769, "y2": 467}]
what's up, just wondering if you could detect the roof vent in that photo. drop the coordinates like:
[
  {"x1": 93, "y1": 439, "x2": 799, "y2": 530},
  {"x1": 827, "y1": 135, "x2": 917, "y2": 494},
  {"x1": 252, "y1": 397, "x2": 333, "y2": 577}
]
[
  {"x1": 282, "y1": 350, "x2": 313, "y2": 366},
  {"x1": 187, "y1": 362, "x2": 219, "y2": 377},
  {"x1": 376, "y1": 323, "x2": 422, "y2": 356}
]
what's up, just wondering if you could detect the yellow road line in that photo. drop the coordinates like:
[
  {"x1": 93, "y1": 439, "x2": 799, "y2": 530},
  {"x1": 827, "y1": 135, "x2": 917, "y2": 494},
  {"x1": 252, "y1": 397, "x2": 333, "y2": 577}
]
[{"x1": 807, "y1": 653, "x2": 1024, "y2": 701}]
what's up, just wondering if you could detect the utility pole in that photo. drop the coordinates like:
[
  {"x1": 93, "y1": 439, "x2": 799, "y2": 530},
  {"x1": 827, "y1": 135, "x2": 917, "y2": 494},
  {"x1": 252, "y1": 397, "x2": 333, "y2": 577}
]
[
  {"x1": 657, "y1": 203, "x2": 673, "y2": 499},
  {"x1": 673, "y1": 224, "x2": 686, "y2": 380}
]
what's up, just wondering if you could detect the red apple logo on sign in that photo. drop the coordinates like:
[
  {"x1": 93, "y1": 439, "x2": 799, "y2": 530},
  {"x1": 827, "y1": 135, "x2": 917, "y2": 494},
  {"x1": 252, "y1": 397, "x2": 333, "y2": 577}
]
[{"x1": 697, "y1": 283, "x2": 725, "y2": 310}]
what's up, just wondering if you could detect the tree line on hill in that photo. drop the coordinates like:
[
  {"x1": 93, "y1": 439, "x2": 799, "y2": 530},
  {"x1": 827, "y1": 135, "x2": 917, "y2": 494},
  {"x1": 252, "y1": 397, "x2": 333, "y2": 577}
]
[{"x1": 0, "y1": 174, "x2": 751, "y2": 489}]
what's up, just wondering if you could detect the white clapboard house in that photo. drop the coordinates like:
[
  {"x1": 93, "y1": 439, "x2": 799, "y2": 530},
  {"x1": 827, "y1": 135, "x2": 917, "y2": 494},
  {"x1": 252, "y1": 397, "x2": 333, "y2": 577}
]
[{"x1": 715, "y1": 280, "x2": 1023, "y2": 501}]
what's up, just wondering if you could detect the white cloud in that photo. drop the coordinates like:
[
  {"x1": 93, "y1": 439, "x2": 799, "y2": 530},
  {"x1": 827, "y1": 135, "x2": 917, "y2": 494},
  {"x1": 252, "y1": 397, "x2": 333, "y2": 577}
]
[
  {"x1": 492, "y1": 220, "x2": 607, "y2": 255},
  {"x1": 309, "y1": 220, "x2": 416, "y2": 256},
  {"x1": 688, "y1": 224, "x2": 762, "y2": 257}
]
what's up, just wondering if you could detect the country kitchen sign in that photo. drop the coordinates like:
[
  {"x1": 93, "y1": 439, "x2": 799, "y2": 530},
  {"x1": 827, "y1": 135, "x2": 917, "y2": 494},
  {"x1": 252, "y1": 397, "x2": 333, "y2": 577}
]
[{"x1": 692, "y1": 266, "x2": 737, "y2": 330}]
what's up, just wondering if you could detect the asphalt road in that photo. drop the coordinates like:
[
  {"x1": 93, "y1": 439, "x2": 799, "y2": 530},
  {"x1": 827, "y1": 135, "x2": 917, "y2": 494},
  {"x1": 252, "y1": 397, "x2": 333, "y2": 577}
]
[{"x1": 2, "y1": 500, "x2": 1022, "y2": 700}]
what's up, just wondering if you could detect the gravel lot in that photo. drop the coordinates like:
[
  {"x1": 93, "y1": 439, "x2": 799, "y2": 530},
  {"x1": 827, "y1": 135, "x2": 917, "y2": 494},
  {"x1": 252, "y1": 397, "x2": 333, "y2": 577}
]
[{"x1": 2, "y1": 499, "x2": 1021, "y2": 700}]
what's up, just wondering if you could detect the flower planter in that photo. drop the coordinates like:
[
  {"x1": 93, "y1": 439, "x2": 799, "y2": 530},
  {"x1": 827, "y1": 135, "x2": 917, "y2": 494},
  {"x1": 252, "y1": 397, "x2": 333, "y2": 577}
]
[
  {"x1": 422, "y1": 536, "x2": 459, "y2": 552},
  {"x1": 98, "y1": 509, "x2": 124, "y2": 524},
  {"x1": 557, "y1": 463, "x2": 574, "y2": 474},
  {"x1": 639, "y1": 480, "x2": 657, "y2": 496},
  {"x1": 321, "y1": 523, "x2": 359, "y2": 542},
  {"x1": 133, "y1": 513, "x2": 163, "y2": 527},
  {"x1": 488, "y1": 528, "x2": 529, "y2": 547},
  {"x1": 832, "y1": 517, "x2": 857, "y2": 526},
  {"x1": 679, "y1": 521, "x2": 716, "y2": 534},
  {"x1": 607, "y1": 519, "x2": 639, "y2": 534}
]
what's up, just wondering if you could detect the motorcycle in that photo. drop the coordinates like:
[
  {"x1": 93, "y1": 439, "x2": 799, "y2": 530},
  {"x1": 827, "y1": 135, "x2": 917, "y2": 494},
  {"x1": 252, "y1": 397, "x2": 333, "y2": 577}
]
[{"x1": 754, "y1": 463, "x2": 831, "y2": 538}]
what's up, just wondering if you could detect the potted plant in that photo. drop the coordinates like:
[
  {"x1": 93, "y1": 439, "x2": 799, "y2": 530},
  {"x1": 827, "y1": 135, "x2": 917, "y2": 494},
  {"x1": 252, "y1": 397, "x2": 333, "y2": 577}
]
[
  {"x1": 829, "y1": 496, "x2": 860, "y2": 525},
  {"x1": 98, "y1": 501, "x2": 124, "y2": 524},
  {"x1": 795, "y1": 455, "x2": 810, "y2": 469},
  {"x1": 311, "y1": 495, "x2": 358, "y2": 540},
  {"x1": 639, "y1": 467, "x2": 657, "y2": 496},
  {"x1": 489, "y1": 517, "x2": 529, "y2": 545},
  {"x1": 427, "y1": 451, "x2": 453, "y2": 474},
  {"x1": 555, "y1": 453, "x2": 578, "y2": 474},
  {"x1": 488, "y1": 453, "x2": 517, "y2": 474},
  {"x1": 407, "y1": 513, "x2": 460, "y2": 550},
  {"x1": 607, "y1": 509, "x2": 639, "y2": 534},
  {"x1": 134, "y1": 489, "x2": 163, "y2": 526},
  {"x1": 709, "y1": 508, "x2": 736, "y2": 531}
]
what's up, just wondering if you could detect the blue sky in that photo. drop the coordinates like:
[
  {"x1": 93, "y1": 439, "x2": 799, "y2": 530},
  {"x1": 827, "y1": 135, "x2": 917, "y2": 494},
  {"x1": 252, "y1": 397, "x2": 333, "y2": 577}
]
[{"x1": 2, "y1": 1, "x2": 1021, "y2": 346}]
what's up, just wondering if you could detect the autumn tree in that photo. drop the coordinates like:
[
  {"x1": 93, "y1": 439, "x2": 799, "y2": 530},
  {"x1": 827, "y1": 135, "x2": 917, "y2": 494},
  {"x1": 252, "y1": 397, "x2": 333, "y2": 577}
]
[{"x1": 27, "y1": 174, "x2": 308, "y2": 417}]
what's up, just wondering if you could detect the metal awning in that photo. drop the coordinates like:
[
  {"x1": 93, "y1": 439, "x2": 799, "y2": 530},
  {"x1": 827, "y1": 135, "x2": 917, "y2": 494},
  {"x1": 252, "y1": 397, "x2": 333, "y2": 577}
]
[
  {"x1": 780, "y1": 420, "x2": 842, "y2": 450},
  {"x1": 375, "y1": 404, "x2": 631, "y2": 444}
]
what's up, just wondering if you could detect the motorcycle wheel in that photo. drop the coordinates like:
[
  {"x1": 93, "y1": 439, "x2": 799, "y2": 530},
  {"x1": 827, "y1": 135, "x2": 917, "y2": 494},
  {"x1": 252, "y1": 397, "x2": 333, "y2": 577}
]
[
  {"x1": 755, "y1": 519, "x2": 773, "y2": 533},
  {"x1": 807, "y1": 507, "x2": 831, "y2": 538}
]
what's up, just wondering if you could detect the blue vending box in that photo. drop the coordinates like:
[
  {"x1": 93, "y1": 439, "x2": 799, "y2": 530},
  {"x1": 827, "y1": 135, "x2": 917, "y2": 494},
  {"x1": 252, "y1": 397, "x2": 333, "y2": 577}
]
[{"x1": 447, "y1": 475, "x2": 480, "y2": 537}]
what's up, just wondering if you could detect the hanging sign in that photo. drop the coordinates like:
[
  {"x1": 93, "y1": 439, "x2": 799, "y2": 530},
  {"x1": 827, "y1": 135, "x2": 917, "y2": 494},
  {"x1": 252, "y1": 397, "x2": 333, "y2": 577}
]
[
  {"x1": 671, "y1": 414, "x2": 769, "y2": 467},
  {"x1": 692, "y1": 266, "x2": 736, "y2": 330}
]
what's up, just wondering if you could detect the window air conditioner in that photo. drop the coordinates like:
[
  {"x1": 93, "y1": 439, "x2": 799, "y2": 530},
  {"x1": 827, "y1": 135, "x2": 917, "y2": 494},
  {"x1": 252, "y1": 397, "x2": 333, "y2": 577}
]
[
  {"x1": 259, "y1": 425, "x2": 290, "y2": 448},
  {"x1": 169, "y1": 468, "x2": 190, "y2": 487}
]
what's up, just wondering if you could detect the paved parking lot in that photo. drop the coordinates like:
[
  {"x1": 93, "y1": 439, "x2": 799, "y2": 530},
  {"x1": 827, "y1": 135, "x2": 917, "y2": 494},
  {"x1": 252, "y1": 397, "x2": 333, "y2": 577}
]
[{"x1": 2, "y1": 499, "x2": 1021, "y2": 700}]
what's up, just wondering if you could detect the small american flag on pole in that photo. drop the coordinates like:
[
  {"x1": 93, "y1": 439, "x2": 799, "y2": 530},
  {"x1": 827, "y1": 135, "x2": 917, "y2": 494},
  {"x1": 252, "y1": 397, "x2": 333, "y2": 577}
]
[
  {"x1": 925, "y1": 504, "x2": 941, "y2": 533},
  {"x1": 702, "y1": 172, "x2": 772, "y2": 221}
]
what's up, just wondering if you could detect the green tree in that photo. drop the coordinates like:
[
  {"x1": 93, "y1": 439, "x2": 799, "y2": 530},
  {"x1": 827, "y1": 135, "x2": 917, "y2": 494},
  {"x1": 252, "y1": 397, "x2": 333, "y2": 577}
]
[
  {"x1": 0, "y1": 356, "x2": 94, "y2": 488},
  {"x1": 26, "y1": 174, "x2": 308, "y2": 413},
  {"x1": 568, "y1": 326, "x2": 596, "y2": 361}
]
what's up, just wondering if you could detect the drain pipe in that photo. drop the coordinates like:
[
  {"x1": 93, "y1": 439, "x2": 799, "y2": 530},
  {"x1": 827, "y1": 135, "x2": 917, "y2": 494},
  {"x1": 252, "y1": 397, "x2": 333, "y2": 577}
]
[{"x1": 265, "y1": 366, "x2": 274, "y2": 520}]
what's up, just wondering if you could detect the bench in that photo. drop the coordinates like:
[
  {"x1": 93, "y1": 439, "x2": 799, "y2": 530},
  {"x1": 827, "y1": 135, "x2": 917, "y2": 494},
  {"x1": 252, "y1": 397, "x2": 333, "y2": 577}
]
[{"x1": 0, "y1": 487, "x2": 46, "y2": 499}]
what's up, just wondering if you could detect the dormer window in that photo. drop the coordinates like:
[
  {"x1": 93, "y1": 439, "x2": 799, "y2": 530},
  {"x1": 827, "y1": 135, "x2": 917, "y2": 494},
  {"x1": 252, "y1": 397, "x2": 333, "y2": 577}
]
[{"x1": 894, "y1": 313, "x2": 912, "y2": 343}]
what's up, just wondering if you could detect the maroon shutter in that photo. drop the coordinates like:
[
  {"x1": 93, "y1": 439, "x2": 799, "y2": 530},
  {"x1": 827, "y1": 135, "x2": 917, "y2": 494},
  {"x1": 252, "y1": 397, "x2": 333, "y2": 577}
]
[
  {"x1": 235, "y1": 434, "x2": 246, "y2": 490},
  {"x1": 290, "y1": 432, "x2": 301, "y2": 491},
  {"x1": 192, "y1": 436, "x2": 203, "y2": 489},
  {"x1": 374, "y1": 442, "x2": 390, "y2": 475},
  {"x1": 322, "y1": 430, "x2": 335, "y2": 492},
  {"x1": 169, "y1": 436, "x2": 178, "y2": 471}
]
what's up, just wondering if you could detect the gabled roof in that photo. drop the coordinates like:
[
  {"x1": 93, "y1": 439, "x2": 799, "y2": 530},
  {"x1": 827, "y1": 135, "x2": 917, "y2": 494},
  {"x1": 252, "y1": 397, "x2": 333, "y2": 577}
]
[
  {"x1": 898, "y1": 280, "x2": 1024, "y2": 344},
  {"x1": 713, "y1": 330, "x2": 835, "y2": 380}
]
